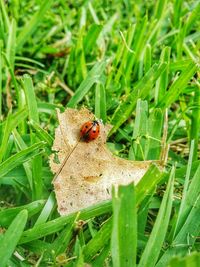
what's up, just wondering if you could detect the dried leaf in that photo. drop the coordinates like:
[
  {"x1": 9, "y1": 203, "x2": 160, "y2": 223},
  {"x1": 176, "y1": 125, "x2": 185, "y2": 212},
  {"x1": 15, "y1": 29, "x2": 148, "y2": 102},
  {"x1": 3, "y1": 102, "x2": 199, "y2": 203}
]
[{"x1": 50, "y1": 108, "x2": 154, "y2": 215}]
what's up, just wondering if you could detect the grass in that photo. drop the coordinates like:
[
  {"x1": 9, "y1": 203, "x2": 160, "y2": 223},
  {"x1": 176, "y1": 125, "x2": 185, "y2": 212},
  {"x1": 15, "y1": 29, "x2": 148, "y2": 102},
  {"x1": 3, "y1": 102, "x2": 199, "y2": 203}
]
[{"x1": 0, "y1": 0, "x2": 200, "y2": 266}]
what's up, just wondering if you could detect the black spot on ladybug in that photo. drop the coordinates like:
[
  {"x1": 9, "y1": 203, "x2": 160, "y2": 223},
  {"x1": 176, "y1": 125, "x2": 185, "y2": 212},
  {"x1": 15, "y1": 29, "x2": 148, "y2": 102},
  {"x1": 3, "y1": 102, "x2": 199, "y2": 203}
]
[
  {"x1": 93, "y1": 130, "x2": 96, "y2": 133},
  {"x1": 85, "y1": 125, "x2": 88, "y2": 128}
]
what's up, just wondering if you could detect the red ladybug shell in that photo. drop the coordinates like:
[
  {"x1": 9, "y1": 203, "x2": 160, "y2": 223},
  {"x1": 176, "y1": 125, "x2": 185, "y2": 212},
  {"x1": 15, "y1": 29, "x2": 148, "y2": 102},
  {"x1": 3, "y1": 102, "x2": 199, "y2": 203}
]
[{"x1": 80, "y1": 120, "x2": 100, "y2": 142}]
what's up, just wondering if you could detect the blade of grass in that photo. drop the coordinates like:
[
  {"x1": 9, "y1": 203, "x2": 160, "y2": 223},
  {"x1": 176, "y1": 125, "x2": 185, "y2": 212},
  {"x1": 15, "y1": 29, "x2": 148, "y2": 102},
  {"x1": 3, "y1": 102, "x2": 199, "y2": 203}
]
[
  {"x1": 0, "y1": 210, "x2": 28, "y2": 267},
  {"x1": 157, "y1": 62, "x2": 198, "y2": 108},
  {"x1": 190, "y1": 84, "x2": 200, "y2": 160},
  {"x1": 0, "y1": 40, "x2": 2, "y2": 119},
  {"x1": 28, "y1": 119, "x2": 54, "y2": 148},
  {"x1": 12, "y1": 128, "x2": 33, "y2": 189},
  {"x1": 50, "y1": 216, "x2": 76, "y2": 257},
  {"x1": 111, "y1": 183, "x2": 137, "y2": 267},
  {"x1": 15, "y1": 56, "x2": 45, "y2": 68},
  {"x1": 173, "y1": 140, "x2": 195, "y2": 237},
  {"x1": 136, "y1": 164, "x2": 162, "y2": 204},
  {"x1": 157, "y1": 191, "x2": 200, "y2": 267},
  {"x1": 114, "y1": 26, "x2": 135, "y2": 83},
  {"x1": 67, "y1": 60, "x2": 106, "y2": 107},
  {"x1": 83, "y1": 24, "x2": 103, "y2": 54},
  {"x1": 110, "y1": 63, "x2": 166, "y2": 135},
  {"x1": 6, "y1": 19, "x2": 16, "y2": 72},
  {"x1": 173, "y1": 0, "x2": 183, "y2": 28},
  {"x1": 0, "y1": 110, "x2": 12, "y2": 163},
  {"x1": 169, "y1": 252, "x2": 200, "y2": 267},
  {"x1": 83, "y1": 218, "x2": 112, "y2": 263},
  {"x1": 129, "y1": 99, "x2": 148, "y2": 160},
  {"x1": 153, "y1": 0, "x2": 167, "y2": 20},
  {"x1": 0, "y1": 200, "x2": 45, "y2": 227},
  {"x1": 19, "y1": 201, "x2": 112, "y2": 245},
  {"x1": 74, "y1": 27, "x2": 87, "y2": 83},
  {"x1": 145, "y1": 108, "x2": 163, "y2": 160},
  {"x1": 16, "y1": 0, "x2": 54, "y2": 50},
  {"x1": 22, "y1": 74, "x2": 42, "y2": 200},
  {"x1": 92, "y1": 243, "x2": 110, "y2": 267},
  {"x1": 138, "y1": 165, "x2": 174, "y2": 267},
  {"x1": 144, "y1": 44, "x2": 152, "y2": 74},
  {"x1": 34, "y1": 192, "x2": 55, "y2": 226},
  {"x1": 2, "y1": 52, "x2": 20, "y2": 106},
  {"x1": 174, "y1": 163, "x2": 200, "y2": 235},
  {"x1": 95, "y1": 83, "x2": 107, "y2": 122},
  {"x1": 155, "y1": 46, "x2": 171, "y2": 104},
  {"x1": 0, "y1": 141, "x2": 45, "y2": 178},
  {"x1": 22, "y1": 74, "x2": 39, "y2": 123},
  {"x1": 0, "y1": 0, "x2": 10, "y2": 33},
  {"x1": 126, "y1": 16, "x2": 148, "y2": 84}
]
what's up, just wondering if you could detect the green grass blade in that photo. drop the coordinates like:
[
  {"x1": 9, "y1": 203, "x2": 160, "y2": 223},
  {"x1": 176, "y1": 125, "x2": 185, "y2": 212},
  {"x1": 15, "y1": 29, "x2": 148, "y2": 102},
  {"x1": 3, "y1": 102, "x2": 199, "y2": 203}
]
[
  {"x1": 1, "y1": 108, "x2": 28, "y2": 131},
  {"x1": 125, "y1": 16, "x2": 148, "y2": 83},
  {"x1": 145, "y1": 108, "x2": 163, "y2": 160},
  {"x1": 51, "y1": 222, "x2": 75, "y2": 257},
  {"x1": 174, "y1": 163, "x2": 200, "y2": 234},
  {"x1": 173, "y1": 140, "x2": 195, "y2": 237},
  {"x1": 15, "y1": 56, "x2": 45, "y2": 68},
  {"x1": 2, "y1": 52, "x2": 20, "y2": 104},
  {"x1": 111, "y1": 183, "x2": 137, "y2": 267},
  {"x1": 110, "y1": 63, "x2": 166, "y2": 135},
  {"x1": 138, "y1": 166, "x2": 174, "y2": 267},
  {"x1": 92, "y1": 243, "x2": 110, "y2": 267},
  {"x1": 0, "y1": 40, "x2": 2, "y2": 119},
  {"x1": 29, "y1": 119, "x2": 54, "y2": 147},
  {"x1": 155, "y1": 46, "x2": 171, "y2": 104},
  {"x1": 0, "y1": 210, "x2": 28, "y2": 267},
  {"x1": 67, "y1": 60, "x2": 106, "y2": 107},
  {"x1": 157, "y1": 62, "x2": 198, "y2": 108},
  {"x1": 114, "y1": 26, "x2": 135, "y2": 83},
  {"x1": 173, "y1": 0, "x2": 183, "y2": 28},
  {"x1": 190, "y1": 86, "x2": 200, "y2": 160},
  {"x1": 6, "y1": 19, "x2": 16, "y2": 71},
  {"x1": 16, "y1": 0, "x2": 54, "y2": 49},
  {"x1": 12, "y1": 129, "x2": 33, "y2": 189},
  {"x1": 22, "y1": 74, "x2": 39, "y2": 123},
  {"x1": 22, "y1": 74, "x2": 43, "y2": 200},
  {"x1": 153, "y1": 0, "x2": 167, "y2": 20},
  {"x1": 19, "y1": 201, "x2": 112, "y2": 245},
  {"x1": 95, "y1": 83, "x2": 107, "y2": 122},
  {"x1": 169, "y1": 252, "x2": 200, "y2": 267},
  {"x1": 0, "y1": 141, "x2": 45, "y2": 178},
  {"x1": 0, "y1": 0, "x2": 10, "y2": 33},
  {"x1": 185, "y1": 3, "x2": 200, "y2": 35},
  {"x1": 74, "y1": 27, "x2": 87, "y2": 82},
  {"x1": 0, "y1": 200, "x2": 45, "y2": 227},
  {"x1": 144, "y1": 44, "x2": 152, "y2": 74},
  {"x1": 34, "y1": 192, "x2": 55, "y2": 226},
  {"x1": 83, "y1": 24, "x2": 103, "y2": 54},
  {"x1": 0, "y1": 111, "x2": 12, "y2": 163},
  {"x1": 129, "y1": 99, "x2": 148, "y2": 160},
  {"x1": 83, "y1": 218, "x2": 112, "y2": 263},
  {"x1": 136, "y1": 164, "x2": 162, "y2": 204},
  {"x1": 157, "y1": 192, "x2": 200, "y2": 267}
]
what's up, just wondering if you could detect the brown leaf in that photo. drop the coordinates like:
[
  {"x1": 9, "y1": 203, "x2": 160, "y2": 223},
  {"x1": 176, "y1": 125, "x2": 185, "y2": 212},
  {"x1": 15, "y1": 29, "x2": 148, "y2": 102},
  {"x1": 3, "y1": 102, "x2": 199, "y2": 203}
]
[{"x1": 50, "y1": 108, "x2": 154, "y2": 215}]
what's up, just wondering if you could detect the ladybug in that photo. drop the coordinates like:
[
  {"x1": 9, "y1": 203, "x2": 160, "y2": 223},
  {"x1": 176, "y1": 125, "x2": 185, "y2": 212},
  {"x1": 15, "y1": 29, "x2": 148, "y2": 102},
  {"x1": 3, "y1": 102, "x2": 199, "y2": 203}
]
[{"x1": 80, "y1": 120, "x2": 100, "y2": 142}]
